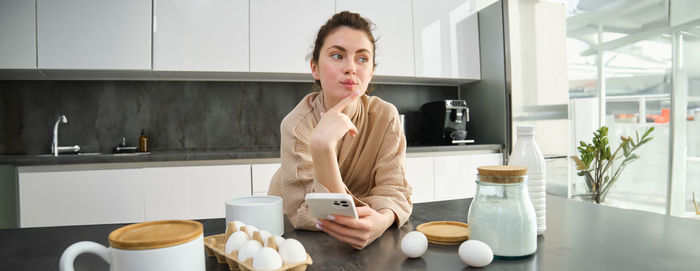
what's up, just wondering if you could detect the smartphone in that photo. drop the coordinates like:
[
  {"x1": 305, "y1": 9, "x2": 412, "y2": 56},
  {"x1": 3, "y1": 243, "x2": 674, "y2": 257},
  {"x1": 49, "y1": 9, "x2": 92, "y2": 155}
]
[{"x1": 305, "y1": 193, "x2": 359, "y2": 220}]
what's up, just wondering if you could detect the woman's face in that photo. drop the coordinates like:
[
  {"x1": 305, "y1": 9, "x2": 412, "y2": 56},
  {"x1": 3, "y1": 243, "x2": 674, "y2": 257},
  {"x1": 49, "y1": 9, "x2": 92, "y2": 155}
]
[{"x1": 311, "y1": 26, "x2": 374, "y2": 108}]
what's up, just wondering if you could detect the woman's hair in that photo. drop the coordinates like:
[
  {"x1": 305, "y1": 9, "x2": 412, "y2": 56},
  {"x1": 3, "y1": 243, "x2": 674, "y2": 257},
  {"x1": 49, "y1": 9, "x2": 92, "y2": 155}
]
[{"x1": 310, "y1": 11, "x2": 377, "y2": 92}]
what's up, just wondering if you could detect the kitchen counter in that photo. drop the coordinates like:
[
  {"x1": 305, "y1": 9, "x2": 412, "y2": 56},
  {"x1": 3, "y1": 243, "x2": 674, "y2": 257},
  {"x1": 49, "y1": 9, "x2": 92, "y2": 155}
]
[
  {"x1": 0, "y1": 144, "x2": 502, "y2": 166},
  {"x1": 2, "y1": 195, "x2": 698, "y2": 270}
]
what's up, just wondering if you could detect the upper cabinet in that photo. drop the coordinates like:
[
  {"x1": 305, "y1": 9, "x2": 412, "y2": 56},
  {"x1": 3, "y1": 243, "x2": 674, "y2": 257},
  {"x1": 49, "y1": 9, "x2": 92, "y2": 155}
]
[
  {"x1": 336, "y1": 0, "x2": 415, "y2": 77},
  {"x1": 36, "y1": 0, "x2": 151, "y2": 70},
  {"x1": 249, "y1": 0, "x2": 334, "y2": 73},
  {"x1": 413, "y1": 0, "x2": 481, "y2": 80},
  {"x1": 153, "y1": 0, "x2": 249, "y2": 72},
  {"x1": 2, "y1": 0, "x2": 484, "y2": 83},
  {"x1": 0, "y1": 0, "x2": 36, "y2": 69}
]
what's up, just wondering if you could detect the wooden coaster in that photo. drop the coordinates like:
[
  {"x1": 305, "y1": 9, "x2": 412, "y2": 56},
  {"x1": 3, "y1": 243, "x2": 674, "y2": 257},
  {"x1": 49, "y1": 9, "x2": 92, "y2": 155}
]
[
  {"x1": 416, "y1": 221, "x2": 469, "y2": 244},
  {"x1": 427, "y1": 239, "x2": 464, "y2": 246}
]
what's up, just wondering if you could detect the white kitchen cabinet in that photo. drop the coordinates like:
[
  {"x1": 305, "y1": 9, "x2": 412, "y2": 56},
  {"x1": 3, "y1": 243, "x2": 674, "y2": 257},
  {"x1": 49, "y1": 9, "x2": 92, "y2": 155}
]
[
  {"x1": 18, "y1": 169, "x2": 144, "y2": 228},
  {"x1": 412, "y1": 0, "x2": 480, "y2": 80},
  {"x1": 153, "y1": 0, "x2": 249, "y2": 72},
  {"x1": 36, "y1": 0, "x2": 151, "y2": 69},
  {"x1": 336, "y1": 0, "x2": 415, "y2": 77},
  {"x1": 249, "y1": 0, "x2": 334, "y2": 73},
  {"x1": 252, "y1": 163, "x2": 281, "y2": 196},
  {"x1": 142, "y1": 165, "x2": 251, "y2": 221},
  {"x1": 0, "y1": 0, "x2": 36, "y2": 69},
  {"x1": 405, "y1": 157, "x2": 435, "y2": 203},
  {"x1": 433, "y1": 153, "x2": 502, "y2": 200}
]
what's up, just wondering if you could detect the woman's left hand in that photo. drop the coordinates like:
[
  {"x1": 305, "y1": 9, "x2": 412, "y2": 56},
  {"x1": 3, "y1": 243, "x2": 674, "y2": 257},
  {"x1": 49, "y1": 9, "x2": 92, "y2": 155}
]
[{"x1": 316, "y1": 206, "x2": 394, "y2": 250}]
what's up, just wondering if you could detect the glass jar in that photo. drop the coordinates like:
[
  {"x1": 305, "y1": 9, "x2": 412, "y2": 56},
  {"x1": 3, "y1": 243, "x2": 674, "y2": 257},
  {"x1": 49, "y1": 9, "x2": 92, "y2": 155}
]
[{"x1": 467, "y1": 166, "x2": 537, "y2": 257}]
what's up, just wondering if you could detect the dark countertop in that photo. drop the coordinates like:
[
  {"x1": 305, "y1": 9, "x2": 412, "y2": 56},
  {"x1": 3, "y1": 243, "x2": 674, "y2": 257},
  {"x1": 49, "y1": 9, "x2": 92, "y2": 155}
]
[
  {"x1": 0, "y1": 144, "x2": 502, "y2": 166},
  {"x1": 1, "y1": 195, "x2": 698, "y2": 270}
]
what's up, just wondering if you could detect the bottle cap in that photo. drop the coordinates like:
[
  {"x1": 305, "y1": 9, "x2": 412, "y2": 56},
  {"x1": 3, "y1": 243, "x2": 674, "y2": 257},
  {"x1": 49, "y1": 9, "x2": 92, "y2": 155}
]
[
  {"x1": 516, "y1": 125, "x2": 535, "y2": 135},
  {"x1": 477, "y1": 165, "x2": 527, "y2": 183}
]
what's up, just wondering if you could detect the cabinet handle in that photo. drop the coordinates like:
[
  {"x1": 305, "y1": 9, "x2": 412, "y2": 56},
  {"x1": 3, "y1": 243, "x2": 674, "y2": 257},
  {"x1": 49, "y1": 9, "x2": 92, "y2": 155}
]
[{"x1": 152, "y1": 0, "x2": 157, "y2": 32}]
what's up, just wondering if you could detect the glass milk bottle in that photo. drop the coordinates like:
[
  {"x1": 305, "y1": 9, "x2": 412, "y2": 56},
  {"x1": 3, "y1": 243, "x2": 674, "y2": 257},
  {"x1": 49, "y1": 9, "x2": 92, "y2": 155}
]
[
  {"x1": 508, "y1": 125, "x2": 546, "y2": 235},
  {"x1": 467, "y1": 166, "x2": 537, "y2": 257}
]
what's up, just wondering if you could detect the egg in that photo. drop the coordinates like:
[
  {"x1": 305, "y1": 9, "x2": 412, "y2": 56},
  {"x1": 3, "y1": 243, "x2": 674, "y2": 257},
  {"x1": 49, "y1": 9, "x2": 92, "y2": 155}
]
[
  {"x1": 458, "y1": 240, "x2": 493, "y2": 267},
  {"x1": 278, "y1": 238, "x2": 307, "y2": 264},
  {"x1": 224, "y1": 231, "x2": 249, "y2": 254},
  {"x1": 400, "y1": 231, "x2": 428, "y2": 258},
  {"x1": 252, "y1": 247, "x2": 283, "y2": 271},
  {"x1": 258, "y1": 230, "x2": 272, "y2": 245},
  {"x1": 237, "y1": 240, "x2": 263, "y2": 262},
  {"x1": 227, "y1": 220, "x2": 246, "y2": 232},
  {"x1": 273, "y1": 236, "x2": 286, "y2": 247}
]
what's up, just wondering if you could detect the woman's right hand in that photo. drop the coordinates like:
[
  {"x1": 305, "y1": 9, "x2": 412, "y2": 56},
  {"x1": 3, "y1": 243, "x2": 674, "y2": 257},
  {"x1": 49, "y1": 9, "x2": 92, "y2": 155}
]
[
  {"x1": 309, "y1": 91, "x2": 361, "y2": 193},
  {"x1": 310, "y1": 91, "x2": 360, "y2": 151}
]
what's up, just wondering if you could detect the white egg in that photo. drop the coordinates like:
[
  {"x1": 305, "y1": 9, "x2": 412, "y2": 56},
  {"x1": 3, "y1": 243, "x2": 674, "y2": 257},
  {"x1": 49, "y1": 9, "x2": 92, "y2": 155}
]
[
  {"x1": 258, "y1": 230, "x2": 272, "y2": 245},
  {"x1": 224, "y1": 231, "x2": 249, "y2": 254},
  {"x1": 273, "y1": 236, "x2": 286, "y2": 247},
  {"x1": 458, "y1": 240, "x2": 493, "y2": 267},
  {"x1": 226, "y1": 220, "x2": 246, "y2": 232},
  {"x1": 237, "y1": 240, "x2": 263, "y2": 262},
  {"x1": 400, "y1": 231, "x2": 428, "y2": 258},
  {"x1": 252, "y1": 247, "x2": 283, "y2": 271},
  {"x1": 278, "y1": 238, "x2": 307, "y2": 264}
]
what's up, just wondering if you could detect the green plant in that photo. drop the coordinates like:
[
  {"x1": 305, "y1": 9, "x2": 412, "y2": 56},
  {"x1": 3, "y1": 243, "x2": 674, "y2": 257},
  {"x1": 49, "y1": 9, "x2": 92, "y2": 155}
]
[{"x1": 571, "y1": 126, "x2": 654, "y2": 203}]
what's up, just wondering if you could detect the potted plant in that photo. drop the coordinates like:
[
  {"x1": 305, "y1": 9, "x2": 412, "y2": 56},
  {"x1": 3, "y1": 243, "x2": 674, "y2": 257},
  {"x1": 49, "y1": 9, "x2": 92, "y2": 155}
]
[{"x1": 571, "y1": 126, "x2": 654, "y2": 204}]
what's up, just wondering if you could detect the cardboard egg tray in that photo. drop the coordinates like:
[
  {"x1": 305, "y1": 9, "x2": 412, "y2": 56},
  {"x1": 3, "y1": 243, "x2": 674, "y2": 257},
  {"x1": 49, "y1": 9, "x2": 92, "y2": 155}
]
[{"x1": 204, "y1": 223, "x2": 312, "y2": 271}]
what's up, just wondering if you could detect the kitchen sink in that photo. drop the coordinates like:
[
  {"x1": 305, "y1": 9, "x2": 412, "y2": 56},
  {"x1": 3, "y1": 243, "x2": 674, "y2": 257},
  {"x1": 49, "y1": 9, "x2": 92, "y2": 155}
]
[
  {"x1": 77, "y1": 152, "x2": 101, "y2": 156},
  {"x1": 35, "y1": 152, "x2": 149, "y2": 157}
]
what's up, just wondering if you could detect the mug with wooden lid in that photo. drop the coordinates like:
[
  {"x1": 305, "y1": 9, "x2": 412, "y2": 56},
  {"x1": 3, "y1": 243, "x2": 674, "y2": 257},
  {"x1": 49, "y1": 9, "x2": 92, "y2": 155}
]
[{"x1": 59, "y1": 220, "x2": 205, "y2": 271}]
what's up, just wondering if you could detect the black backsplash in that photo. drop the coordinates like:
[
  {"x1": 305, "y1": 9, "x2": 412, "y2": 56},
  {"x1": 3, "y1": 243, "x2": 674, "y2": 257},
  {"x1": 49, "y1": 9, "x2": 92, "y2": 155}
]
[{"x1": 0, "y1": 81, "x2": 457, "y2": 155}]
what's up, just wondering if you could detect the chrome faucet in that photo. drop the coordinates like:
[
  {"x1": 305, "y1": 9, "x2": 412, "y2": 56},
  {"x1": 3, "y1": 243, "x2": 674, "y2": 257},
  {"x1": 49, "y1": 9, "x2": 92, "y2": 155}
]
[{"x1": 51, "y1": 115, "x2": 80, "y2": 156}]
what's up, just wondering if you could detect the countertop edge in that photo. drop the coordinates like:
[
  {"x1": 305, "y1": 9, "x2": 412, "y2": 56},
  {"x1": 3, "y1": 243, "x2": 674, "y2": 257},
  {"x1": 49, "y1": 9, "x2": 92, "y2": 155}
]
[{"x1": 3, "y1": 144, "x2": 503, "y2": 168}]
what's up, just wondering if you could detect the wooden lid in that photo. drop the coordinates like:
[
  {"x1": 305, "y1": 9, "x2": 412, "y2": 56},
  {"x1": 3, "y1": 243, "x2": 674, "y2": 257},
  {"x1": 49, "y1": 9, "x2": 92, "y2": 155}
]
[
  {"x1": 477, "y1": 165, "x2": 527, "y2": 176},
  {"x1": 416, "y1": 221, "x2": 469, "y2": 245},
  {"x1": 108, "y1": 220, "x2": 203, "y2": 250}
]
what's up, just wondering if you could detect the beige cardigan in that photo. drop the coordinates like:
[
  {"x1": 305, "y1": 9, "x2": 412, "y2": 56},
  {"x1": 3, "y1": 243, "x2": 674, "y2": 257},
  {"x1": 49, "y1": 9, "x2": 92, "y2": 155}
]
[{"x1": 268, "y1": 92, "x2": 413, "y2": 230}]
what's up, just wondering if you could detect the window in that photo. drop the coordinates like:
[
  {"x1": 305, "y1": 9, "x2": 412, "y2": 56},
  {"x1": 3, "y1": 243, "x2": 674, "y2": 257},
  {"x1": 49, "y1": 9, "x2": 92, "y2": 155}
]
[{"x1": 566, "y1": 0, "x2": 700, "y2": 217}]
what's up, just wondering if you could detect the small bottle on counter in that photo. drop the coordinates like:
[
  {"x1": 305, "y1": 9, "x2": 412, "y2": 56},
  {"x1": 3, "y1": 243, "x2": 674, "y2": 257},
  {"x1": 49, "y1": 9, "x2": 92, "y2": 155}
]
[
  {"x1": 508, "y1": 125, "x2": 546, "y2": 235},
  {"x1": 138, "y1": 129, "x2": 148, "y2": 152}
]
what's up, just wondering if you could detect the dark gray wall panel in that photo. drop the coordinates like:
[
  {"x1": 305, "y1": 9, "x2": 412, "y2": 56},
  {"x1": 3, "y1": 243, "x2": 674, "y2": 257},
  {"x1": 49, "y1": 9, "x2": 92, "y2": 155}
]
[{"x1": 0, "y1": 81, "x2": 457, "y2": 154}]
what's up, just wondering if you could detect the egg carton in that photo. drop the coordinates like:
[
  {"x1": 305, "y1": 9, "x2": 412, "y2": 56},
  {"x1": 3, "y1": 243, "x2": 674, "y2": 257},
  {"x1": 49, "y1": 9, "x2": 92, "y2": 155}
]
[{"x1": 204, "y1": 223, "x2": 312, "y2": 271}]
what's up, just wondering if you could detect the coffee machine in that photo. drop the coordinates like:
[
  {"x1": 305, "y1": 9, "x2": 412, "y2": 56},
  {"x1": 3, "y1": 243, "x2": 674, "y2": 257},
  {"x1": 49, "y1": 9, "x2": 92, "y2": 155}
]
[{"x1": 419, "y1": 100, "x2": 471, "y2": 145}]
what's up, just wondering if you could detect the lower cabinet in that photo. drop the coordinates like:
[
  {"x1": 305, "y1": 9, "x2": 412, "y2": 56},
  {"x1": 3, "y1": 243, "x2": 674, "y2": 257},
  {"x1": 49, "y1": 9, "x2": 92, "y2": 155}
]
[
  {"x1": 405, "y1": 153, "x2": 503, "y2": 203},
  {"x1": 142, "y1": 165, "x2": 251, "y2": 221},
  {"x1": 18, "y1": 169, "x2": 145, "y2": 228},
  {"x1": 16, "y1": 151, "x2": 503, "y2": 227},
  {"x1": 434, "y1": 153, "x2": 503, "y2": 200},
  {"x1": 405, "y1": 157, "x2": 435, "y2": 203},
  {"x1": 18, "y1": 164, "x2": 251, "y2": 228},
  {"x1": 251, "y1": 163, "x2": 280, "y2": 196}
]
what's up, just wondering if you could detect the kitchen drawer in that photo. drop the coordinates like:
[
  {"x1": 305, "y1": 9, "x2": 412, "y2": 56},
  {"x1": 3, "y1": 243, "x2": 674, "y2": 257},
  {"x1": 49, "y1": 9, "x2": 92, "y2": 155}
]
[
  {"x1": 143, "y1": 165, "x2": 251, "y2": 221},
  {"x1": 19, "y1": 169, "x2": 145, "y2": 227},
  {"x1": 252, "y1": 163, "x2": 281, "y2": 195}
]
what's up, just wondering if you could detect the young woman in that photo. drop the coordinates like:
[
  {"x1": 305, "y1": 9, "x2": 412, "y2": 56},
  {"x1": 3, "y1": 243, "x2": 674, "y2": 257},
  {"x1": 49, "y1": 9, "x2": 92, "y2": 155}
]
[{"x1": 268, "y1": 11, "x2": 412, "y2": 250}]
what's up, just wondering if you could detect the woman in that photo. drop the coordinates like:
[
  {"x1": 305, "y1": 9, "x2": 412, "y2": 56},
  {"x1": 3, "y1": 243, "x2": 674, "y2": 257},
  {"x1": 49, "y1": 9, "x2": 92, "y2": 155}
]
[{"x1": 268, "y1": 11, "x2": 412, "y2": 250}]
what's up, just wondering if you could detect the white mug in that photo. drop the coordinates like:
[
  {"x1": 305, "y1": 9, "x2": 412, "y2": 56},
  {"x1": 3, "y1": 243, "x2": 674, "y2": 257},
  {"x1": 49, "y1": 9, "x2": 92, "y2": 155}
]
[
  {"x1": 59, "y1": 220, "x2": 204, "y2": 271},
  {"x1": 226, "y1": 196, "x2": 284, "y2": 236}
]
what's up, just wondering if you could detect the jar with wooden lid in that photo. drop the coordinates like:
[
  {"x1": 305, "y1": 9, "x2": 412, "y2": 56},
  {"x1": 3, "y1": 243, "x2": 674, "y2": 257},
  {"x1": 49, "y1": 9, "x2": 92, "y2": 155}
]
[
  {"x1": 59, "y1": 220, "x2": 205, "y2": 271},
  {"x1": 467, "y1": 166, "x2": 537, "y2": 257}
]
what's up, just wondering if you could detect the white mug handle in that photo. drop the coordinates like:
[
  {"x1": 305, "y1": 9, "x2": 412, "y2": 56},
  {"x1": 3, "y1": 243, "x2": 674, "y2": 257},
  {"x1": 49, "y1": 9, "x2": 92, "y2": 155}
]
[{"x1": 59, "y1": 241, "x2": 111, "y2": 271}]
